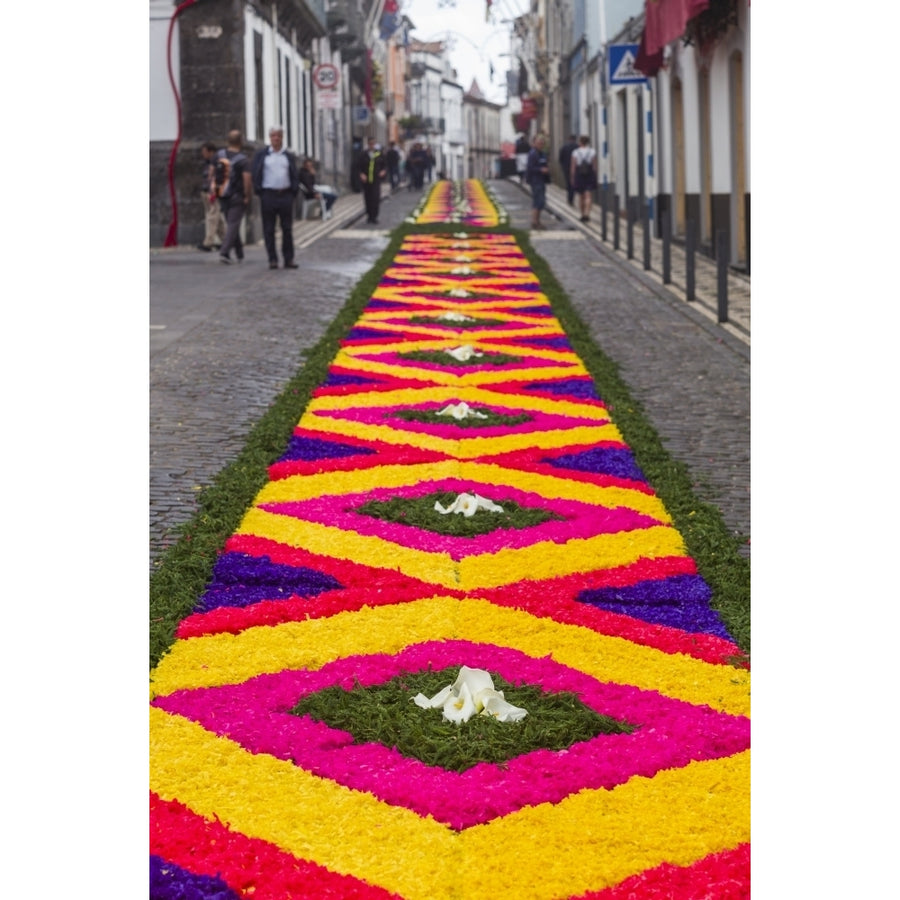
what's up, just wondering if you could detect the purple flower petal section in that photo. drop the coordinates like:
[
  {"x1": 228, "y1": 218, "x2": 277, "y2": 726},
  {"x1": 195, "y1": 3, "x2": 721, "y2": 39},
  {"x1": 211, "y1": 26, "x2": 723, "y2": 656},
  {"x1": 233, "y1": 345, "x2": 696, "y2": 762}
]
[
  {"x1": 526, "y1": 378, "x2": 601, "y2": 400},
  {"x1": 343, "y1": 326, "x2": 398, "y2": 342},
  {"x1": 150, "y1": 856, "x2": 238, "y2": 900},
  {"x1": 278, "y1": 435, "x2": 376, "y2": 463},
  {"x1": 545, "y1": 447, "x2": 646, "y2": 482},
  {"x1": 520, "y1": 335, "x2": 574, "y2": 350},
  {"x1": 195, "y1": 553, "x2": 343, "y2": 613},
  {"x1": 321, "y1": 372, "x2": 377, "y2": 388},
  {"x1": 577, "y1": 574, "x2": 732, "y2": 640}
]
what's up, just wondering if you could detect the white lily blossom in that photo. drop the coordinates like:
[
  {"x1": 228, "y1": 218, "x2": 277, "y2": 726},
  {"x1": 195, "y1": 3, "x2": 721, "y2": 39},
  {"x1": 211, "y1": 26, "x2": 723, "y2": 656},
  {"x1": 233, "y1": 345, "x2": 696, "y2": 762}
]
[
  {"x1": 445, "y1": 344, "x2": 482, "y2": 362},
  {"x1": 453, "y1": 232, "x2": 469, "y2": 239},
  {"x1": 447, "y1": 288, "x2": 472, "y2": 297},
  {"x1": 436, "y1": 311, "x2": 475, "y2": 323},
  {"x1": 413, "y1": 684, "x2": 453, "y2": 709},
  {"x1": 451, "y1": 266, "x2": 475, "y2": 275},
  {"x1": 482, "y1": 693, "x2": 528, "y2": 722},
  {"x1": 443, "y1": 681, "x2": 477, "y2": 724},
  {"x1": 435, "y1": 402, "x2": 488, "y2": 420},
  {"x1": 413, "y1": 666, "x2": 528, "y2": 724},
  {"x1": 433, "y1": 492, "x2": 503, "y2": 517},
  {"x1": 453, "y1": 255, "x2": 473, "y2": 262}
]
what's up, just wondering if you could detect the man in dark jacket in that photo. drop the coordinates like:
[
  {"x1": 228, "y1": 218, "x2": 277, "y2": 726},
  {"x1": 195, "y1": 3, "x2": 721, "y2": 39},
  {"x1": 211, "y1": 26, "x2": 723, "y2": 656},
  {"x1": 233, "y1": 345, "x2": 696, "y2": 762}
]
[
  {"x1": 526, "y1": 133, "x2": 550, "y2": 230},
  {"x1": 558, "y1": 134, "x2": 578, "y2": 206},
  {"x1": 251, "y1": 126, "x2": 300, "y2": 269},
  {"x1": 358, "y1": 137, "x2": 387, "y2": 224}
]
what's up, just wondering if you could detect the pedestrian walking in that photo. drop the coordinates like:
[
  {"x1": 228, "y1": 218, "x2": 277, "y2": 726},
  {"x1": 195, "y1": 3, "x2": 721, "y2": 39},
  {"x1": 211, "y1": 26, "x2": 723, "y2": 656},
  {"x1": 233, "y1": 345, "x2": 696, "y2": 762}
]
[
  {"x1": 217, "y1": 131, "x2": 251, "y2": 264},
  {"x1": 385, "y1": 141, "x2": 401, "y2": 189},
  {"x1": 558, "y1": 134, "x2": 578, "y2": 208},
  {"x1": 407, "y1": 142, "x2": 427, "y2": 190},
  {"x1": 251, "y1": 126, "x2": 301, "y2": 269},
  {"x1": 526, "y1": 133, "x2": 550, "y2": 230},
  {"x1": 515, "y1": 134, "x2": 530, "y2": 185},
  {"x1": 570, "y1": 135, "x2": 598, "y2": 223},
  {"x1": 358, "y1": 137, "x2": 387, "y2": 224},
  {"x1": 424, "y1": 144, "x2": 435, "y2": 184},
  {"x1": 198, "y1": 141, "x2": 225, "y2": 251}
]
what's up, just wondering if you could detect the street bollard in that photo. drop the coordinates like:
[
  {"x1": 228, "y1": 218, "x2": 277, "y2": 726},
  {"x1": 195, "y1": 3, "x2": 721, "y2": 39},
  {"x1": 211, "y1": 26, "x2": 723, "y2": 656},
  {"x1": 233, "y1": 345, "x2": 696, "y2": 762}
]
[
  {"x1": 662, "y1": 209, "x2": 671, "y2": 284},
  {"x1": 614, "y1": 195, "x2": 620, "y2": 250},
  {"x1": 686, "y1": 219, "x2": 696, "y2": 302},
  {"x1": 642, "y1": 203, "x2": 651, "y2": 270},
  {"x1": 627, "y1": 204, "x2": 634, "y2": 259},
  {"x1": 601, "y1": 190, "x2": 607, "y2": 242},
  {"x1": 716, "y1": 229, "x2": 729, "y2": 323}
]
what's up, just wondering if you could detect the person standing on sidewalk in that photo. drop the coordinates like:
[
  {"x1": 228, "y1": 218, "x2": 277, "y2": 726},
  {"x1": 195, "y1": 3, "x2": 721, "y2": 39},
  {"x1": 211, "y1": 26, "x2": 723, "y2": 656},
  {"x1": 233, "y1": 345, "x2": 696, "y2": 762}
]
[
  {"x1": 558, "y1": 134, "x2": 578, "y2": 208},
  {"x1": 526, "y1": 133, "x2": 550, "y2": 230},
  {"x1": 251, "y1": 126, "x2": 301, "y2": 269},
  {"x1": 198, "y1": 142, "x2": 224, "y2": 251},
  {"x1": 385, "y1": 141, "x2": 401, "y2": 189},
  {"x1": 217, "y1": 131, "x2": 251, "y2": 265},
  {"x1": 570, "y1": 135, "x2": 598, "y2": 223},
  {"x1": 358, "y1": 137, "x2": 387, "y2": 224}
]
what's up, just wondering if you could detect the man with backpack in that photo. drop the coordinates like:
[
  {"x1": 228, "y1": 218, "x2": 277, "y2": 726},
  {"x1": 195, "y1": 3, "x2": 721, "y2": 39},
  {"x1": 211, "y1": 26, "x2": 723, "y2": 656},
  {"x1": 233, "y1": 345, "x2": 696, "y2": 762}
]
[
  {"x1": 251, "y1": 126, "x2": 301, "y2": 269},
  {"x1": 570, "y1": 135, "x2": 598, "y2": 223},
  {"x1": 217, "y1": 131, "x2": 252, "y2": 264}
]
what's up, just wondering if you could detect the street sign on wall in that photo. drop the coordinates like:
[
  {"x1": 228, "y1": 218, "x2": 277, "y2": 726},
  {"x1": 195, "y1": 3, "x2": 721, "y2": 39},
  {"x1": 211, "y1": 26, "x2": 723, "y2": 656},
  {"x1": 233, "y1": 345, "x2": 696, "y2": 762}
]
[
  {"x1": 313, "y1": 63, "x2": 339, "y2": 90},
  {"x1": 316, "y1": 89, "x2": 340, "y2": 110},
  {"x1": 608, "y1": 44, "x2": 648, "y2": 85}
]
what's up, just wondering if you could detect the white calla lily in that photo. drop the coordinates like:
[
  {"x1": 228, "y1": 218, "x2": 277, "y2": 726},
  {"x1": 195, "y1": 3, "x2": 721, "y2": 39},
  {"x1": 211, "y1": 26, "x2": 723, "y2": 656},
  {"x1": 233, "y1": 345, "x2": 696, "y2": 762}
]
[
  {"x1": 452, "y1": 666, "x2": 495, "y2": 703},
  {"x1": 413, "y1": 684, "x2": 453, "y2": 709},
  {"x1": 453, "y1": 232, "x2": 469, "y2": 239},
  {"x1": 442, "y1": 681, "x2": 477, "y2": 724},
  {"x1": 481, "y1": 694, "x2": 528, "y2": 722},
  {"x1": 436, "y1": 401, "x2": 488, "y2": 420},
  {"x1": 437, "y1": 311, "x2": 474, "y2": 322},
  {"x1": 453, "y1": 255, "x2": 472, "y2": 262},
  {"x1": 451, "y1": 266, "x2": 475, "y2": 275},
  {"x1": 433, "y1": 492, "x2": 503, "y2": 517},
  {"x1": 447, "y1": 288, "x2": 471, "y2": 297},
  {"x1": 445, "y1": 344, "x2": 482, "y2": 361},
  {"x1": 413, "y1": 666, "x2": 528, "y2": 725}
]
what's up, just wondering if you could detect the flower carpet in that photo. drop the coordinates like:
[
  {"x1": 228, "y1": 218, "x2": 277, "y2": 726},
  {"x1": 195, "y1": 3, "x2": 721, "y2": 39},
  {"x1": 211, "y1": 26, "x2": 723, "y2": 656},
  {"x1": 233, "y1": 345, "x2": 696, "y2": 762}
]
[{"x1": 150, "y1": 183, "x2": 750, "y2": 899}]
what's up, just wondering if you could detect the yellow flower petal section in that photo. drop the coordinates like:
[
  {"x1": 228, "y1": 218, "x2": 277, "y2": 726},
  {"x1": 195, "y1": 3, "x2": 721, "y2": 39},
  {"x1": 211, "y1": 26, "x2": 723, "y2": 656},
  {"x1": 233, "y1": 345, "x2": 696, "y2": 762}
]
[
  {"x1": 304, "y1": 385, "x2": 611, "y2": 420},
  {"x1": 300, "y1": 414, "x2": 624, "y2": 458},
  {"x1": 236, "y1": 509, "x2": 683, "y2": 590},
  {"x1": 253, "y1": 461, "x2": 669, "y2": 521},
  {"x1": 150, "y1": 706, "x2": 749, "y2": 900},
  {"x1": 150, "y1": 596, "x2": 750, "y2": 717}
]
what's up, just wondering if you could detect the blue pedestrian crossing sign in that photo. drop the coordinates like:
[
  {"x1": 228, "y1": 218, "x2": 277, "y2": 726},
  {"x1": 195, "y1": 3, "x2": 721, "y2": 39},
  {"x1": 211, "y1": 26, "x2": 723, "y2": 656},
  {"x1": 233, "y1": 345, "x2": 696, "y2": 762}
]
[{"x1": 608, "y1": 44, "x2": 648, "y2": 85}]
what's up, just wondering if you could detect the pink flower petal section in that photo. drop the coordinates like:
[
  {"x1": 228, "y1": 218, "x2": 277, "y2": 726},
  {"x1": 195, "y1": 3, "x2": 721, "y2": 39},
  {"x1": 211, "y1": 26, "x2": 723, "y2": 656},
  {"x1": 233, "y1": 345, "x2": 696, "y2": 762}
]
[
  {"x1": 257, "y1": 478, "x2": 665, "y2": 560},
  {"x1": 153, "y1": 640, "x2": 750, "y2": 831}
]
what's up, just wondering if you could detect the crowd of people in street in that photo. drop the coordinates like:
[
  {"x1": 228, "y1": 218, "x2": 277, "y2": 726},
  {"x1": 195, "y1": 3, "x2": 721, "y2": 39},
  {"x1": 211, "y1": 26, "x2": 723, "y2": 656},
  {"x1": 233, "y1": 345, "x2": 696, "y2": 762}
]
[
  {"x1": 197, "y1": 133, "x2": 445, "y2": 261},
  {"x1": 196, "y1": 126, "x2": 597, "y2": 264}
]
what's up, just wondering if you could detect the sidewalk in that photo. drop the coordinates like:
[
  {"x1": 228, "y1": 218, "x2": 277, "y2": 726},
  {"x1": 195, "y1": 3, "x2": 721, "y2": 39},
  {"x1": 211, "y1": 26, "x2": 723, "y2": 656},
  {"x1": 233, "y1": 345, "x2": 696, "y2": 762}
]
[{"x1": 508, "y1": 178, "x2": 750, "y2": 348}]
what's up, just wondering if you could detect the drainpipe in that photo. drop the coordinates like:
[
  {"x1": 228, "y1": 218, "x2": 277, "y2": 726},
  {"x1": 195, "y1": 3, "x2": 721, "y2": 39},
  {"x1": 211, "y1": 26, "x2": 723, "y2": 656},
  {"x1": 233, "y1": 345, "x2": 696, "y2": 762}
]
[{"x1": 163, "y1": 0, "x2": 200, "y2": 247}]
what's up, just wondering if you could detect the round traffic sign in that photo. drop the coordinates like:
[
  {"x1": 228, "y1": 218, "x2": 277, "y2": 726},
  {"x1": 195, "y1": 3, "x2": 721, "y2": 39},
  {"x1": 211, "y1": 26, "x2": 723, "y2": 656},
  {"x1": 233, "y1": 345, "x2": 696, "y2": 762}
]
[{"x1": 313, "y1": 63, "x2": 339, "y2": 90}]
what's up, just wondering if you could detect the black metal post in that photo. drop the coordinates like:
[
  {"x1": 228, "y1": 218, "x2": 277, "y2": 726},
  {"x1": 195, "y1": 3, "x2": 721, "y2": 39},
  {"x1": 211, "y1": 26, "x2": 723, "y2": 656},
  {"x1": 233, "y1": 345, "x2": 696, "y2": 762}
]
[
  {"x1": 642, "y1": 203, "x2": 651, "y2": 270},
  {"x1": 613, "y1": 195, "x2": 620, "y2": 250},
  {"x1": 626, "y1": 202, "x2": 634, "y2": 259},
  {"x1": 686, "y1": 219, "x2": 695, "y2": 301},
  {"x1": 601, "y1": 189, "x2": 607, "y2": 242},
  {"x1": 716, "y1": 229, "x2": 729, "y2": 323},
  {"x1": 662, "y1": 208, "x2": 671, "y2": 284}
]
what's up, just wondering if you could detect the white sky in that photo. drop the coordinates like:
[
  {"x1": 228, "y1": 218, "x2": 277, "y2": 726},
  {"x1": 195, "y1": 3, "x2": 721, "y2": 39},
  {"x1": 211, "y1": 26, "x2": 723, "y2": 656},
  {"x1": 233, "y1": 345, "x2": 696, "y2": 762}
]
[{"x1": 402, "y1": 0, "x2": 528, "y2": 104}]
